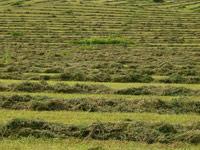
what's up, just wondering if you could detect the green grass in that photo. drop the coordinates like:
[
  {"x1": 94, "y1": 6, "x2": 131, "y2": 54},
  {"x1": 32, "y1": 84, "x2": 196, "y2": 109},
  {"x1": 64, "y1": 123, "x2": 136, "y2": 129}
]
[
  {"x1": 10, "y1": 31, "x2": 23, "y2": 37},
  {"x1": 75, "y1": 37, "x2": 130, "y2": 45},
  {"x1": 0, "y1": 138, "x2": 200, "y2": 150},
  {"x1": 12, "y1": 0, "x2": 25, "y2": 7},
  {"x1": 1, "y1": 79, "x2": 200, "y2": 90},
  {"x1": 0, "y1": 109, "x2": 199, "y2": 125},
  {"x1": 24, "y1": 73, "x2": 60, "y2": 76},
  {"x1": 1, "y1": 91, "x2": 200, "y2": 101},
  {"x1": 2, "y1": 50, "x2": 11, "y2": 65}
]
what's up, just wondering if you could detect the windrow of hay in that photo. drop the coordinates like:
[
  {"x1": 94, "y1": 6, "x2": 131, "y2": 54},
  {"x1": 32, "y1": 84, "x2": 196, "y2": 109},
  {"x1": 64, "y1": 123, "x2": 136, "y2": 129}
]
[
  {"x1": 115, "y1": 86, "x2": 200, "y2": 96},
  {"x1": 0, "y1": 95, "x2": 199, "y2": 114},
  {"x1": 0, "y1": 81, "x2": 200, "y2": 96},
  {"x1": 2, "y1": 72, "x2": 200, "y2": 84},
  {"x1": 0, "y1": 82, "x2": 110, "y2": 94},
  {"x1": 0, "y1": 119, "x2": 200, "y2": 144}
]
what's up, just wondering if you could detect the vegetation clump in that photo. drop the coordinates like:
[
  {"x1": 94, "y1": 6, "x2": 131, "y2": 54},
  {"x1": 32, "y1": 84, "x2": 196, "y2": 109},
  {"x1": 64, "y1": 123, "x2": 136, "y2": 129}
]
[
  {"x1": 153, "y1": 0, "x2": 164, "y2": 3},
  {"x1": 12, "y1": 81, "x2": 49, "y2": 92},
  {"x1": 75, "y1": 37, "x2": 130, "y2": 46},
  {"x1": 10, "y1": 31, "x2": 23, "y2": 37},
  {"x1": 60, "y1": 70, "x2": 86, "y2": 81}
]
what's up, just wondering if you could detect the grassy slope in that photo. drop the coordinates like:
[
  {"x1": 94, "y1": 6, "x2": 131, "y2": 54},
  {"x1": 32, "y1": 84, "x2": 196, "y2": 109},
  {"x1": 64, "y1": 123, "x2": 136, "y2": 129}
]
[
  {"x1": 0, "y1": 0, "x2": 200, "y2": 77},
  {"x1": 0, "y1": 0, "x2": 200, "y2": 148}
]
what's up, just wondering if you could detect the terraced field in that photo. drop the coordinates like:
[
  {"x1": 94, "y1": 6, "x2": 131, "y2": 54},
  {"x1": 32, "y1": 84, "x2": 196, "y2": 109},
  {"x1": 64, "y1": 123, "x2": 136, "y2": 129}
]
[{"x1": 0, "y1": 0, "x2": 200, "y2": 149}]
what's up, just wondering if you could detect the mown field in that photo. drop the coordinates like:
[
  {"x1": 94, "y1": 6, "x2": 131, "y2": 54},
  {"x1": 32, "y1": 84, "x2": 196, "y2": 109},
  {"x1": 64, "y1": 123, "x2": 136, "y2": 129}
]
[{"x1": 0, "y1": 0, "x2": 200, "y2": 149}]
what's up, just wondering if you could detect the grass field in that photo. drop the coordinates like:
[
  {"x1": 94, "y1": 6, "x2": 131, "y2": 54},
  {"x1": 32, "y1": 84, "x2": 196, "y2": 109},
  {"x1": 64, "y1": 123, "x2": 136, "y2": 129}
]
[{"x1": 0, "y1": 0, "x2": 200, "y2": 149}]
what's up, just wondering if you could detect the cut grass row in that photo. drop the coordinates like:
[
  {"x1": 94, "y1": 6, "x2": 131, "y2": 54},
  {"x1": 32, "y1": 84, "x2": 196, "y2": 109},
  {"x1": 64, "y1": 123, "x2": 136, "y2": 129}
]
[
  {"x1": 0, "y1": 109, "x2": 199, "y2": 125},
  {"x1": 1, "y1": 138, "x2": 199, "y2": 150},
  {"x1": 3, "y1": 72, "x2": 200, "y2": 84},
  {"x1": 1, "y1": 93, "x2": 200, "y2": 114},
  {"x1": 1, "y1": 81, "x2": 200, "y2": 97},
  {"x1": 1, "y1": 79, "x2": 200, "y2": 90},
  {"x1": 0, "y1": 91, "x2": 192, "y2": 101},
  {"x1": 2, "y1": 119, "x2": 200, "y2": 144},
  {"x1": 22, "y1": 73, "x2": 199, "y2": 84}
]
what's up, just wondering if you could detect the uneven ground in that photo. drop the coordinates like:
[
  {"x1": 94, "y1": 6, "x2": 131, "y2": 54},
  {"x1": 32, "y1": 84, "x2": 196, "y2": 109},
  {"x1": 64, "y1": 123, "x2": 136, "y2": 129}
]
[{"x1": 0, "y1": 0, "x2": 200, "y2": 149}]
